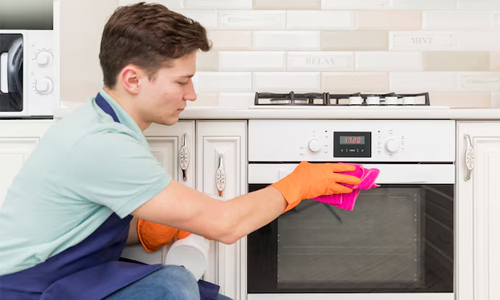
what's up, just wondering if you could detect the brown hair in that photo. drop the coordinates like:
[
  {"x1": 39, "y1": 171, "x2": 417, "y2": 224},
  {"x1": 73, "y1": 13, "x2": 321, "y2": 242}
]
[{"x1": 99, "y1": 2, "x2": 211, "y2": 88}]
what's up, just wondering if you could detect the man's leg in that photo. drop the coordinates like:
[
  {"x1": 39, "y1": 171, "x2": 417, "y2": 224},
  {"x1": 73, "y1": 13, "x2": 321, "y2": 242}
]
[{"x1": 105, "y1": 265, "x2": 200, "y2": 300}]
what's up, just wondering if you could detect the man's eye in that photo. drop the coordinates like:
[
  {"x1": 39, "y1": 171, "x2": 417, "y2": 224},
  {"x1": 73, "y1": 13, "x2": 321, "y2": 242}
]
[{"x1": 178, "y1": 81, "x2": 188, "y2": 86}]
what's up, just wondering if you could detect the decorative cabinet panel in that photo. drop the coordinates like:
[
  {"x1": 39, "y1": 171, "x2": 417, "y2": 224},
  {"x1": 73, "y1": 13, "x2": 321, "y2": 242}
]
[
  {"x1": 144, "y1": 121, "x2": 196, "y2": 188},
  {"x1": 121, "y1": 121, "x2": 196, "y2": 264},
  {"x1": 0, "y1": 121, "x2": 53, "y2": 207},
  {"x1": 457, "y1": 121, "x2": 500, "y2": 300},
  {"x1": 196, "y1": 121, "x2": 247, "y2": 300}
]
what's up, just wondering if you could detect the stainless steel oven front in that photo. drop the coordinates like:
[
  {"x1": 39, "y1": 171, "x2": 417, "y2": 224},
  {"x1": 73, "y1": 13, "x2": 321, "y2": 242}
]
[{"x1": 246, "y1": 120, "x2": 455, "y2": 300}]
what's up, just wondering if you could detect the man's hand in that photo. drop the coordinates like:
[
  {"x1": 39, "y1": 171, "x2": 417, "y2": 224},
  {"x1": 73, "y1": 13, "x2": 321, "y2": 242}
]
[
  {"x1": 271, "y1": 161, "x2": 361, "y2": 212},
  {"x1": 137, "y1": 219, "x2": 191, "y2": 253}
]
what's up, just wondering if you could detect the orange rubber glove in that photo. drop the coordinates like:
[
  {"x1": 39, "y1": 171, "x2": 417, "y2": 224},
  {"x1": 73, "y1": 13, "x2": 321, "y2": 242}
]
[
  {"x1": 271, "y1": 161, "x2": 362, "y2": 213},
  {"x1": 137, "y1": 219, "x2": 191, "y2": 253}
]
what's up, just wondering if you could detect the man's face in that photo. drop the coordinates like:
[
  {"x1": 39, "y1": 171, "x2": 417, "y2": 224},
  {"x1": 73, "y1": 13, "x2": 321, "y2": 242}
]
[{"x1": 137, "y1": 52, "x2": 197, "y2": 126}]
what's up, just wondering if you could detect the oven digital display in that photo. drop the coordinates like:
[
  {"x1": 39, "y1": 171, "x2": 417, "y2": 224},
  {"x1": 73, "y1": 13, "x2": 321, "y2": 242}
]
[
  {"x1": 334, "y1": 131, "x2": 371, "y2": 158},
  {"x1": 339, "y1": 136, "x2": 365, "y2": 145}
]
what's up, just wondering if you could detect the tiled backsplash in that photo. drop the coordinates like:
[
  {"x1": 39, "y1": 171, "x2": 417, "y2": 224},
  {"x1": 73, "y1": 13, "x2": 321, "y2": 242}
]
[{"x1": 63, "y1": 0, "x2": 500, "y2": 107}]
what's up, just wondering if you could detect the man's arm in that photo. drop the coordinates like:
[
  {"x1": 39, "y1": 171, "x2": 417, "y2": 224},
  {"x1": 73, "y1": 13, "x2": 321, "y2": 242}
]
[
  {"x1": 131, "y1": 180, "x2": 286, "y2": 245},
  {"x1": 126, "y1": 216, "x2": 140, "y2": 245}
]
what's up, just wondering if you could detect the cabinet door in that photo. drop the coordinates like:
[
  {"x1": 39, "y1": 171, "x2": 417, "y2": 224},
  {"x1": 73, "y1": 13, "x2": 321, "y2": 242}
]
[
  {"x1": 457, "y1": 121, "x2": 500, "y2": 300},
  {"x1": 121, "y1": 121, "x2": 195, "y2": 265},
  {"x1": 196, "y1": 121, "x2": 247, "y2": 300},
  {"x1": 144, "y1": 121, "x2": 196, "y2": 188},
  {"x1": 0, "y1": 121, "x2": 53, "y2": 206}
]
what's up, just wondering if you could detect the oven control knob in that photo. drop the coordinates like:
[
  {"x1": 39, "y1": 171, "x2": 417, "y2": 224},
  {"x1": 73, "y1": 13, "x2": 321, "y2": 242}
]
[
  {"x1": 35, "y1": 78, "x2": 54, "y2": 95},
  {"x1": 385, "y1": 138, "x2": 400, "y2": 153},
  {"x1": 308, "y1": 138, "x2": 322, "y2": 152},
  {"x1": 35, "y1": 50, "x2": 53, "y2": 67}
]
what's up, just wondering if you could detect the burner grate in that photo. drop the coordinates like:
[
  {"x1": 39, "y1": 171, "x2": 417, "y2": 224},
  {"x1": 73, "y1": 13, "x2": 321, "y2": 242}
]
[{"x1": 254, "y1": 92, "x2": 430, "y2": 106}]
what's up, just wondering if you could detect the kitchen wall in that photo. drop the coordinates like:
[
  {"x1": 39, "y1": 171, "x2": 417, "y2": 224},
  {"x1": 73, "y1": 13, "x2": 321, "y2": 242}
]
[{"x1": 61, "y1": 0, "x2": 500, "y2": 107}]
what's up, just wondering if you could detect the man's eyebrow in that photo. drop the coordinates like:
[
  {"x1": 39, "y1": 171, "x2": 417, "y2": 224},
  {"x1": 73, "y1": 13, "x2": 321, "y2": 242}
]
[{"x1": 177, "y1": 74, "x2": 195, "y2": 79}]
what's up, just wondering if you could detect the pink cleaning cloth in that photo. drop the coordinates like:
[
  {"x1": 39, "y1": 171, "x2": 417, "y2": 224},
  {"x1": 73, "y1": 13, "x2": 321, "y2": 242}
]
[{"x1": 313, "y1": 163, "x2": 380, "y2": 211}]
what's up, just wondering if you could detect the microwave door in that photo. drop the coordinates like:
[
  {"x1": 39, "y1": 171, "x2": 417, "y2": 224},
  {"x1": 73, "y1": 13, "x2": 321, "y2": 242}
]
[{"x1": 0, "y1": 34, "x2": 23, "y2": 112}]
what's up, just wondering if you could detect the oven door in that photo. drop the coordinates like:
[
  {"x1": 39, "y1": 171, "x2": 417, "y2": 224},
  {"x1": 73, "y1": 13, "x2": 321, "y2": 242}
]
[{"x1": 247, "y1": 164, "x2": 454, "y2": 300}]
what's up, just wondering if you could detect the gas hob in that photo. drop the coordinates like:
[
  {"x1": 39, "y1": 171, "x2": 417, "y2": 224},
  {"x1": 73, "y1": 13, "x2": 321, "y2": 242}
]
[{"x1": 254, "y1": 92, "x2": 432, "y2": 107}]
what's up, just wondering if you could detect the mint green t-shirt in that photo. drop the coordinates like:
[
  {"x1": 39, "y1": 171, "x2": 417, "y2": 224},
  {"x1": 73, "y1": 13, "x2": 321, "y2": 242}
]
[{"x1": 0, "y1": 89, "x2": 171, "y2": 275}]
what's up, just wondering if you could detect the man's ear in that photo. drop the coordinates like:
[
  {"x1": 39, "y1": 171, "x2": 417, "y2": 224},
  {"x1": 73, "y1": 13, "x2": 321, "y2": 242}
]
[{"x1": 118, "y1": 64, "x2": 144, "y2": 95}]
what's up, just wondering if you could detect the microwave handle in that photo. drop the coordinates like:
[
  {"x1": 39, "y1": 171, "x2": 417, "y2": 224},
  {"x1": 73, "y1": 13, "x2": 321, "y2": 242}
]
[{"x1": 464, "y1": 134, "x2": 474, "y2": 181}]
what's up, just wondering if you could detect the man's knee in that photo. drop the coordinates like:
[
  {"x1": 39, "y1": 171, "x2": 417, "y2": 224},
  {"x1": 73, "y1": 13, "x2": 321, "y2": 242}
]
[{"x1": 153, "y1": 265, "x2": 200, "y2": 300}]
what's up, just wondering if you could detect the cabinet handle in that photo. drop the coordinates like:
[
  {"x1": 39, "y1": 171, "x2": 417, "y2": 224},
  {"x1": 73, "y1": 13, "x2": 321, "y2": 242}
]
[
  {"x1": 464, "y1": 134, "x2": 474, "y2": 181},
  {"x1": 179, "y1": 133, "x2": 189, "y2": 181},
  {"x1": 216, "y1": 153, "x2": 226, "y2": 197}
]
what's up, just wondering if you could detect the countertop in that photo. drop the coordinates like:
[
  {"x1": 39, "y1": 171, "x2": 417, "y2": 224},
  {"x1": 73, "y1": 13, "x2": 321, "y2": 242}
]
[{"x1": 54, "y1": 103, "x2": 500, "y2": 120}]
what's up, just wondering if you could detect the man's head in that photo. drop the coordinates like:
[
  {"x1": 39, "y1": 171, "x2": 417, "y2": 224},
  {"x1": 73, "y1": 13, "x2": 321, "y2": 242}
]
[{"x1": 99, "y1": 2, "x2": 211, "y2": 128}]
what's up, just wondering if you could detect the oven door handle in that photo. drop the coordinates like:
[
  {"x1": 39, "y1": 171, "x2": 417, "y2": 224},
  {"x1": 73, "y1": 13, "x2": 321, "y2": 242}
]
[{"x1": 249, "y1": 164, "x2": 455, "y2": 185}]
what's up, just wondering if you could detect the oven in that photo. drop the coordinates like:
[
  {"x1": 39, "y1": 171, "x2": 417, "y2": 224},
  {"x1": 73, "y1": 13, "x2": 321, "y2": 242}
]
[
  {"x1": 246, "y1": 120, "x2": 455, "y2": 300},
  {"x1": 0, "y1": 0, "x2": 57, "y2": 118}
]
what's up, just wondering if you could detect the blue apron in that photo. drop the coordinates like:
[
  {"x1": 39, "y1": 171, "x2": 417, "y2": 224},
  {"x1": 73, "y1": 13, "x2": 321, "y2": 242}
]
[
  {"x1": 0, "y1": 93, "x2": 161, "y2": 300},
  {"x1": 0, "y1": 93, "x2": 221, "y2": 300}
]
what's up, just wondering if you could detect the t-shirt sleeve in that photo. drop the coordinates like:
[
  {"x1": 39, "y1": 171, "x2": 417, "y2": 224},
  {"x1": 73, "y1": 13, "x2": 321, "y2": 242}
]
[{"x1": 64, "y1": 130, "x2": 172, "y2": 218}]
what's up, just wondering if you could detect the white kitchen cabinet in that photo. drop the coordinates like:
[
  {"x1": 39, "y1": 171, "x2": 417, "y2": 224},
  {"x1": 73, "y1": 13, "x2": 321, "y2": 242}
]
[
  {"x1": 457, "y1": 121, "x2": 500, "y2": 300},
  {"x1": 121, "y1": 120, "x2": 196, "y2": 264},
  {"x1": 0, "y1": 121, "x2": 53, "y2": 207},
  {"x1": 196, "y1": 121, "x2": 247, "y2": 300}
]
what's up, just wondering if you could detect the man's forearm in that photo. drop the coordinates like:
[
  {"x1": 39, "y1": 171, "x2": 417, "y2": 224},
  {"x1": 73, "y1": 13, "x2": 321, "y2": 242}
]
[{"x1": 126, "y1": 216, "x2": 140, "y2": 245}]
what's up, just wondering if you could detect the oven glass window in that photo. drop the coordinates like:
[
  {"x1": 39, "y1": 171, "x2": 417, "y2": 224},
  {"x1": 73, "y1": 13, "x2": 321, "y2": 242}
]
[{"x1": 248, "y1": 184, "x2": 453, "y2": 293}]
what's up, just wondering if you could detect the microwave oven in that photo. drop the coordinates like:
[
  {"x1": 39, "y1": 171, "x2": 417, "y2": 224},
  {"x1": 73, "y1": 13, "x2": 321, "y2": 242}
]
[{"x1": 0, "y1": 30, "x2": 57, "y2": 118}]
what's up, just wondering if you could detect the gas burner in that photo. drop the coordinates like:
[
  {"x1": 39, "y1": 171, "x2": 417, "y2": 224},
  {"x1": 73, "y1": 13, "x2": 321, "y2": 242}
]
[{"x1": 254, "y1": 92, "x2": 430, "y2": 106}]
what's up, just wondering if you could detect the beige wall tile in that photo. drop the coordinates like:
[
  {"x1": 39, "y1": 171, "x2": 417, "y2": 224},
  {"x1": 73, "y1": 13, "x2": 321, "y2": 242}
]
[
  {"x1": 321, "y1": 72, "x2": 389, "y2": 93},
  {"x1": 254, "y1": 0, "x2": 321, "y2": 9},
  {"x1": 196, "y1": 51, "x2": 219, "y2": 71},
  {"x1": 321, "y1": 31, "x2": 388, "y2": 51},
  {"x1": 423, "y1": 52, "x2": 490, "y2": 71},
  {"x1": 491, "y1": 52, "x2": 500, "y2": 71},
  {"x1": 208, "y1": 31, "x2": 253, "y2": 50},
  {"x1": 187, "y1": 93, "x2": 219, "y2": 107},
  {"x1": 430, "y1": 92, "x2": 492, "y2": 107},
  {"x1": 356, "y1": 11, "x2": 422, "y2": 30}
]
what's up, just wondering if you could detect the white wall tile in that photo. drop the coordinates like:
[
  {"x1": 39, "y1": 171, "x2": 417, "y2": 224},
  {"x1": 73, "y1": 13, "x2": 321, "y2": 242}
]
[
  {"x1": 119, "y1": 0, "x2": 184, "y2": 9},
  {"x1": 423, "y1": 11, "x2": 499, "y2": 30},
  {"x1": 219, "y1": 51, "x2": 286, "y2": 71},
  {"x1": 218, "y1": 92, "x2": 255, "y2": 107},
  {"x1": 458, "y1": 0, "x2": 500, "y2": 10},
  {"x1": 253, "y1": 31, "x2": 320, "y2": 50},
  {"x1": 208, "y1": 31, "x2": 252, "y2": 50},
  {"x1": 287, "y1": 52, "x2": 354, "y2": 71},
  {"x1": 253, "y1": 72, "x2": 320, "y2": 92},
  {"x1": 196, "y1": 72, "x2": 252, "y2": 92},
  {"x1": 459, "y1": 72, "x2": 500, "y2": 91},
  {"x1": 458, "y1": 32, "x2": 500, "y2": 50},
  {"x1": 287, "y1": 11, "x2": 353, "y2": 30},
  {"x1": 390, "y1": 31, "x2": 500, "y2": 51},
  {"x1": 390, "y1": 0, "x2": 457, "y2": 10},
  {"x1": 184, "y1": 0, "x2": 252, "y2": 9},
  {"x1": 390, "y1": 72, "x2": 458, "y2": 92},
  {"x1": 356, "y1": 52, "x2": 422, "y2": 71},
  {"x1": 492, "y1": 92, "x2": 500, "y2": 106},
  {"x1": 322, "y1": 0, "x2": 389, "y2": 9},
  {"x1": 219, "y1": 11, "x2": 286, "y2": 30},
  {"x1": 175, "y1": 10, "x2": 218, "y2": 29},
  {"x1": 390, "y1": 32, "x2": 458, "y2": 51}
]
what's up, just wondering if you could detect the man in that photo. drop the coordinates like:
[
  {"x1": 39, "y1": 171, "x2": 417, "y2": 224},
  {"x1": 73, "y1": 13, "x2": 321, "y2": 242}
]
[{"x1": 0, "y1": 2, "x2": 360, "y2": 300}]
